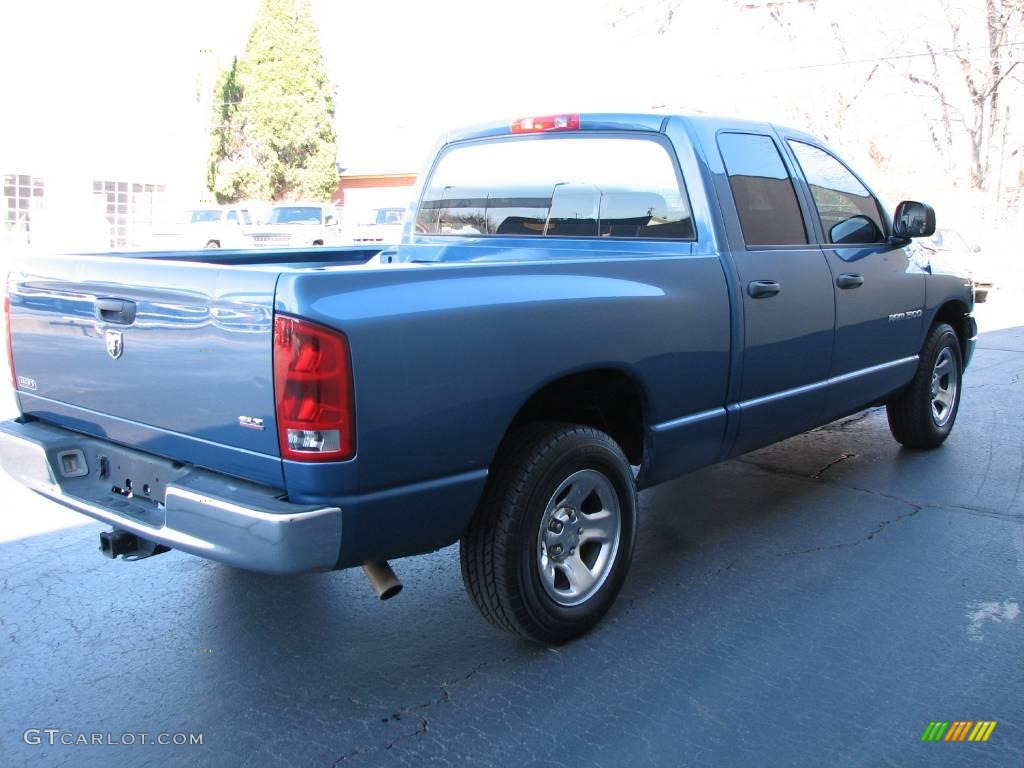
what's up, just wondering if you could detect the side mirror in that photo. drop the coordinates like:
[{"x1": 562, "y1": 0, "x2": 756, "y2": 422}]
[
  {"x1": 971, "y1": 243, "x2": 981, "y2": 253},
  {"x1": 892, "y1": 200, "x2": 935, "y2": 239},
  {"x1": 325, "y1": 215, "x2": 338, "y2": 226},
  {"x1": 830, "y1": 215, "x2": 883, "y2": 245}
]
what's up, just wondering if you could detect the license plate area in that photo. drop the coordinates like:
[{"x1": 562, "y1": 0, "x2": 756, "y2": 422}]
[
  {"x1": 101, "y1": 451, "x2": 172, "y2": 504},
  {"x1": 46, "y1": 441, "x2": 195, "y2": 528}
]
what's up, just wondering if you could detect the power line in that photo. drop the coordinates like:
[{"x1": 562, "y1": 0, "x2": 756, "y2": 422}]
[
  {"x1": 202, "y1": 42, "x2": 1024, "y2": 107},
  {"x1": 705, "y1": 41, "x2": 1024, "y2": 77}
]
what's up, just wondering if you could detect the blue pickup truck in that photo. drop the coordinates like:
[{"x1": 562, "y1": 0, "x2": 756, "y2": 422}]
[{"x1": 0, "y1": 113, "x2": 975, "y2": 642}]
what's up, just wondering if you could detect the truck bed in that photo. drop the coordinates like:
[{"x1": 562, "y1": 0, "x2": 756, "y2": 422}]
[{"x1": 6, "y1": 246, "x2": 384, "y2": 489}]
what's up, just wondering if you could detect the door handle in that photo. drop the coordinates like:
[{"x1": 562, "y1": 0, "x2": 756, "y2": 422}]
[
  {"x1": 836, "y1": 273, "x2": 864, "y2": 289},
  {"x1": 95, "y1": 298, "x2": 137, "y2": 325},
  {"x1": 747, "y1": 280, "x2": 781, "y2": 298}
]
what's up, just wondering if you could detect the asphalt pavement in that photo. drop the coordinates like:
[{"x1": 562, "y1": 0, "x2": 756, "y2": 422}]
[{"x1": 1, "y1": 293, "x2": 1021, "y2": 768}]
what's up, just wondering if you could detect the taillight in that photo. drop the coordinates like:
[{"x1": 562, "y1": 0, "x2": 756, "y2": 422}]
[
  {"x1": 510, "y1": 114, "x2": 580, "y2": 133},
  {"x1": 3, "y1": 285, "x2": 15, "y2": 390},
  {"x1": 273, "y1": 315, "x2": 355, "y2": 462}
]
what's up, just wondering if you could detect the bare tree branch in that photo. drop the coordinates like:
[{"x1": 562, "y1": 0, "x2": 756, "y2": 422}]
[
  {"x1": 846, "y1": 62, "x2": 882, "y2": 112},
  {"x1": 949, "y1": 22, "x2": 984, "y2": 103},
  {"x1": 984, "y1": 59, "x2": 1021, "y2": 96},
  {"x1": 907, "y1": 72, "x2": 969, "y2": 126}
]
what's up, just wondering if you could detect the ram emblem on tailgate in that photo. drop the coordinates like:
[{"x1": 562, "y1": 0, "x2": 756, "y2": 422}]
[{"x1": 105, "y1": 330, "x2": 124, "y2": 360}]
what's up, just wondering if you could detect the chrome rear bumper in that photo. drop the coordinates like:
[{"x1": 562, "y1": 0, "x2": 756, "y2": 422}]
[{"x1": 0, "y1": 418, "x2": 342, "y2": 574}]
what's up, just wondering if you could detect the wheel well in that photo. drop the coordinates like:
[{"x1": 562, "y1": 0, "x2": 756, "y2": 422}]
[
  {"x1": 505, "y1": 370, "x2": 646, "y2": 464},
  {"x1": 933, "y1": 300, "x2": 969, "y2": 354}
]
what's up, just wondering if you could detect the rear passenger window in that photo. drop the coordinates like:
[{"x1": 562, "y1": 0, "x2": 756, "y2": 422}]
[
  {"x1": 416, "y1": 136, "x2": 695, "y2": 240},
  {"x1": 787, "y1": 141, "x2": 885, "y2": 245},
  {"x1": 717, "y1": 133, "x2": 807, "y2": 247}
]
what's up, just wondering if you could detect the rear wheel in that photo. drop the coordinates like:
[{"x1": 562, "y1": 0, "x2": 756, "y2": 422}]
[
  {"x1": 205, "y1": 240, "x2": 220, "y2": 249},
  {"x1": 886, "y1": 322, "x2": 962, "y2": 448},
  {"x1": 460, "y1": 423, "x2": 637, "y2": 643}
]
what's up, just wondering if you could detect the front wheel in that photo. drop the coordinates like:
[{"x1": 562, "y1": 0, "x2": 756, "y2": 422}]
[
  {"x1": 460, "y1": 423, "x2": 637, "y2": 644},
  {"x1": 886, "y1": 322, "x2": 962, "y2": 448}
]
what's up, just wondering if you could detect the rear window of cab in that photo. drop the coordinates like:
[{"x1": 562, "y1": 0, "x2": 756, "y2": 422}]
[{"x1": 416, "y1": 135, "x2": 695, "y2": 241}]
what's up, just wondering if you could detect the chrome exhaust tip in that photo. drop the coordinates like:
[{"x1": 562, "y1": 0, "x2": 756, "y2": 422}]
[{"x1": 362, "y1": 560, "x2": 403, "y2": 600}]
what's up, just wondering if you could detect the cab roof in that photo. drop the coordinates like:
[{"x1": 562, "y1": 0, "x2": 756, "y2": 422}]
[{"x1": 443, "y1": 112, "x2": 821, "y2": 146}]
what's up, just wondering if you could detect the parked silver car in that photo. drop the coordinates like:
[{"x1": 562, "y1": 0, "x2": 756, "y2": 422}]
[{"x1": 921, "y1": 228, "x2": 995, "y2": 303}]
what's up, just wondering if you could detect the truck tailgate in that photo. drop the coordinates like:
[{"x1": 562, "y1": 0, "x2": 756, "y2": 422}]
[{"x1": 7, "y1": 255, "x2": 282, "y2": 486}]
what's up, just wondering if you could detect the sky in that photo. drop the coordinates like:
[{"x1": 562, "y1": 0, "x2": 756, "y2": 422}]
[
  {"x1": 2, "y1": 1, "x2": 252, "y2": 181},
  {"x1": 2, "y1": 0, "x2": 1018, "y2": 231},
  {"x1": 2, "y1": 0, "x2": 622, "y2": 180},
  {"x1": 3, "y1": 0, "x2": 821, "y2": 176},
  {"x1": 313, "y1": 0, "x2": 620, "y2": 172}
]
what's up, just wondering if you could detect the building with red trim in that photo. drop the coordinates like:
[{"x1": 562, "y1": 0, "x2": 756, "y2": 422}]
[{"x1": 332, "y1": 171, "x2": 417, "y2": 230}]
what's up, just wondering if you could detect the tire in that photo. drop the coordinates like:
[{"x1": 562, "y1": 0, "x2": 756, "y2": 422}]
[
  {"x1": 460, "y1": 422, "x2": 638, "y2": 644},
  {"x1": 886, "y1": 322, "x2": 962, "y2": 449},
  {"x1": 205, "y1": 240, "x2": 220, "y2": 249}
]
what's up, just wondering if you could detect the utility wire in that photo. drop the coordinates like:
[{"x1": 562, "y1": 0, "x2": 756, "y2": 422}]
[
  {"x1": 704, "y1": 41, "x2": 1023, "y2": 77},
  {"x1": 207, "y1": 42, "x2": 1024, "y2": 106}
]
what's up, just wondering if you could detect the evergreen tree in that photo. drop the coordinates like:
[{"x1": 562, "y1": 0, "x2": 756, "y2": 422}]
[{"x1": 208, "y1": 0, "x2": 338, "y2": 202}]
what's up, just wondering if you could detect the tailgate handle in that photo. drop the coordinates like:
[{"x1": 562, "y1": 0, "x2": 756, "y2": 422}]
[{"x1": 96, "y1": 298, "x2": 137, "y2": 325}]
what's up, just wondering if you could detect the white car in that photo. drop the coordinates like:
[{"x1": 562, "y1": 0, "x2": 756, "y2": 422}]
[
  {"x1": 349, "y1": 207, "x2": 406, "y2": 243},
  {"x1": 246, "y1": 203, "x2": 341, "y2": 248},
  {"x1": 921, "y1": 228, "x2": 995, "y2": 303},
  {"x1": 149, "y1": 205, "x2": 258, "y2": 250}
]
